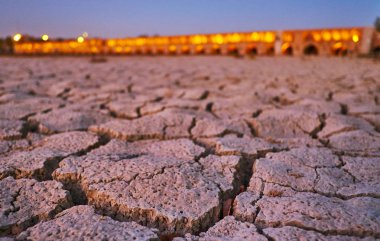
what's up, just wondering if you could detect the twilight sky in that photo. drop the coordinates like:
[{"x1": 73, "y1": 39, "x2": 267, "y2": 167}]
[{"x1": 0, "y1": 0, "x2": 379, "y2": 38}]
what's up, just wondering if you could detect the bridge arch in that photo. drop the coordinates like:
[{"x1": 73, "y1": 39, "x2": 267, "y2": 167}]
[
  {"x1": 181, "y1": 46, "x2": 190, "y2": 55},
  {"x1": 246, "y1": 45, "x2": 257, "y2": 55},
  {"x1": 195, "y1": 45, "x2": 205, "y2": 55},
  {"x1": 281, "y1": 43, "x2": 293, "y2": 56},
  {"x1": 372, "y1": 46, "x2": 380, "y2": 57},
  {"x1": 266, "y1": 46, "x2": 275, "y2": 55},
  {"x1": 211, "y1": 45, "x2": 221, "y2": 55},
  {"x1": 331, "y1": 42, "x2": 347, "y2": 56},
  {"x1": 227, "y1": 45, "x2": 239, "y2": 55},
  {"x1": 303, "y1": 44, "x2": 319, "y2": 55}
]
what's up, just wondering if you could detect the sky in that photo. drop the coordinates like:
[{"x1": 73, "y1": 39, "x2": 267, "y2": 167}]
[{"x1": 0, "y1": 0, "x2": 379, "y2": 38}]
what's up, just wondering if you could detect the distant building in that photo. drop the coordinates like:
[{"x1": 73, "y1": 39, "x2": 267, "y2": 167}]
[{"x1": 13, "y1": 27, "x2": 380, "y2": 56}]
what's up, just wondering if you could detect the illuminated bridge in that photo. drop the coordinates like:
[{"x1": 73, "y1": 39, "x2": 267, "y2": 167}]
[{"x1": 13, "y1": 27, "x2": 379, "y2": 56}]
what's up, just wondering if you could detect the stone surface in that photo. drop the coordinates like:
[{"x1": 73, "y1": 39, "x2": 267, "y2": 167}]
[
  {"x1": 0, "y1": 131, "x2": 99, "y2": 180},
  {"x1": 175, "y1": 216, "x2": 267, "y2": 241},
  {"x1": 254, "y1": 193, "x2": 380, "y2": 238},
  {"x1": 318, "y1": 114, "x2": 375, "y2": 138},
  {"x1": 232, "y1": 192, "x2": 260, "y2": 223},
  {"x1": 198, "y1": 135, "x2": 279, "y2": 157},
  {"x1": 328, "y1": 130, "x2": 380, "y2": 155},
  {"x1": 89, "y1": 109, "x2": 195, "y2": 141},
  {"x1": 0, "y1": 140, "x2": 29, "y2": 156},
  {"x1": 28, "y1": 108, "x2": 109, "y2": 134},
  {"x1": 250, "y1": 148, "x2": 353, "y2": 195},
  {"x1": 338, "y1": 156, "x2": 380, "y2": 198},
  {"x1": 250, "y1": 109, "x2": 321, "y2": 139},
  {"x1": 53, "y1": 153, "x2": 243, "y2": 234},
  {"x1": 0, "y1": 57, "x2": 379, "y2": 240},
  {"x1": 263, "y1": 226, "x2": 377, "y2": 241},
  {"x1": 0, "y1": 177, "x2": 72, "y2": 236},
  {"x1": 289, "y1": 98, "x2": 342, "y2": 115},
  {"x1": 0, "y1": 98, "x2": 63, "y2": 120},
  {"x1": 0, "y1": 120, "x2": 25, "y2": 140},
  {"x1": 90, "y1": 138, "x2": 205, "y2": 161},
  {"x1": 17, "y1": 205, "x2": 158, "y2": 241}
]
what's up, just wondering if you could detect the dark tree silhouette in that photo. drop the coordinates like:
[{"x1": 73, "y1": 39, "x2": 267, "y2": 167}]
[{"x1": 375, "y1": 17, "x2": 380, "y2": 32}]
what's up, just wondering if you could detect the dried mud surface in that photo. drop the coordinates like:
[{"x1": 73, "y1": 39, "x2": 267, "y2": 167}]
[{"x1": 0, "y1": 56, "x2": 379, "y2": 240}]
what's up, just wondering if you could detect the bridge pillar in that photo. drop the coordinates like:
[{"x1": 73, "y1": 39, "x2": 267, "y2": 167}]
[
  {"x1": 359, "y1": 27, "x2": 375, "y2": 55},
  {"x1": 274, "y1": 31, "x2": 282, "y2": 56},
  {"x1": 292, "y1": 32, "x2": 303, "y2": 56}
]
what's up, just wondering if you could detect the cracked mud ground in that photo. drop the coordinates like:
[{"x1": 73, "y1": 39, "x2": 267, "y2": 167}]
[{"x1": 0, "y1": 56, "x2": 379, "y2": 241}]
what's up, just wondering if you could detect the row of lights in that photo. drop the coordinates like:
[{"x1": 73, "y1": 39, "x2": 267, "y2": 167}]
[
  {"x1": 12, "y1": 31, "x2": 360, "y2": 44},
  {"x1": 13, "y1": 32, "x2": 88, "y2": 43}
]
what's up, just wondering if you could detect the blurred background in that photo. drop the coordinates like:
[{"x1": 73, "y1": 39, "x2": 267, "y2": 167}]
[{"x1": 0, "y1": 0, "x2": 379, "y2": 56}]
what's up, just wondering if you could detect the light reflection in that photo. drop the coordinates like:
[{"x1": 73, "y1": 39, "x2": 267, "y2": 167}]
[
  {"x1": 41, "y1": 35, "x2": 49, "y2": 41},
  {"x1": 13, "y1": 33, "x2": 22, "y2": 42},
  {"x1": 77, "y1": 36, "x2": 84, "y2": 43}
]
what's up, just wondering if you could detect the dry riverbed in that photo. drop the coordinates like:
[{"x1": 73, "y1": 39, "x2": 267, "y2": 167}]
[{"x1": 0, "y1": 56, "x2": 379, "y2": 240}]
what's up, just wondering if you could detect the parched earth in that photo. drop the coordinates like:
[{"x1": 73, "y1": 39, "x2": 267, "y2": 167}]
[{"x1": 0, "y1": 56, "x2": 379, "y2": 241}]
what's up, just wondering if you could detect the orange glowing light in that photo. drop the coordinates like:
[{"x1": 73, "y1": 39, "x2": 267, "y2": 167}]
[
  {"x1": 322, "y1": 31, "x2": 331, "y2": 41},
  {"x1": 169, "y1": 45, "x2": 177, "y2": 52},
  {"x1": 283, "y1": 33, "x2": 293, "y2": 42},
  {"x1": 136, "y1": 38, "x2": 146, "y2": 46},
  {"x1": 91, "y1": 47, "x2": 98, "y2": 53},
  {"x1": 191, "y1": 35, "x2": 207, "y2": 45},
  {"x1": 124, "y1": 47, "x2": 132, "y2": 53},
  {"x1": 333, "y1": 42, "x2": 343, "y2": 49},
  {"x1": 228, "y1": 45, "x2": 237, "y2": 51},
  {"x1": 77, "y1": 36, "x2": 84, "y2": 43},
  {"x1": 264, "y1": 32, "x2": 275, "y2": 43},
  {"x1": 41, "y1": 35, "x2": 49, "y2": 41},
  {"x1": 212, "y1": 34, "x2": 224, "y2": 44},
  {"x1": 341, "y1": 30, "x2": 350, "y2": 41},
  {"x1": 69, "y1": 41, "x2": 78, "y2": 48},
  {"x1": 250, "y1": 32, "x2": 260, "y2": 42},
  {"x1": 332, "y1": 31, "x2": 341, "y2": 41},
  {"x1": 213, "y1": 44, "x2": 220, "y2": 49},
  {"x1": 352, "y1": 34, "x2": 359, "y2": 43},
  {"x1": 115, "y1": 46, "x2": 122, "y2": 53},
  {"x1": 195, "y1": 45, "x2": 204, "y2": 53},
  {"x1": 351, "y1": 29, "x2": 360, "y2": 43},
  {"x1": 181, "y1": 45, "x2": 190, "y2": 53},
  {"x1": 227, "y1": 33, "x2": 241, "y2": 43},
  {"x1": 13, "y1": 33, "x2": 22, "y2": 42},
  {"x1": 312, "y1": 32, "x2": 322, "y2": 42},
  {"x1": 108, "y1": 40, "x2": 115, "y2": 47},
  {"x1": 179, "y1": 36, "x2": 188, "y2": 45},
  {"x1": 281, "y1": 43, "x2": 291, "y2": 52}
]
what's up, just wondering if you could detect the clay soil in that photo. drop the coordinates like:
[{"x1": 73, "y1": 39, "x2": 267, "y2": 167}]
[{"x1": 0, "y1": 56, "x2": 379, "y2": 241}]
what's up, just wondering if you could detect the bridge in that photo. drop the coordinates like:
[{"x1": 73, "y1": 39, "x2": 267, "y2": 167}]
[{"x1": 13, "y1": 27, "x2": 379, "y2": 56}]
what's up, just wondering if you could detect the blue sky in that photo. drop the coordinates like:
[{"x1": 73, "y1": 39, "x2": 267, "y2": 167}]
[{"x1": 0, "y1": 0, "x2": 379, "y2": 38}]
